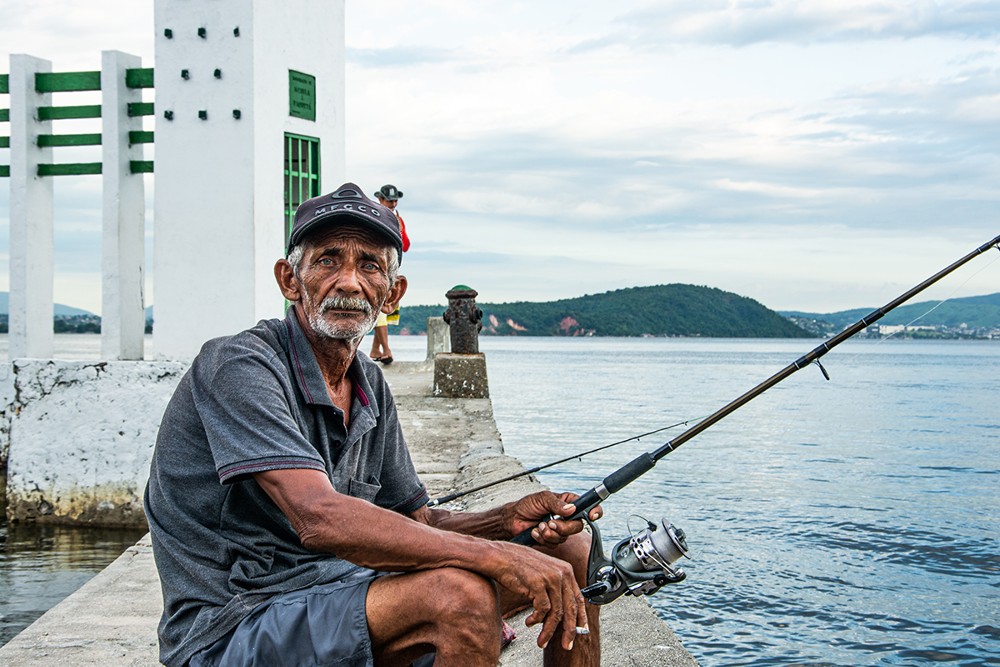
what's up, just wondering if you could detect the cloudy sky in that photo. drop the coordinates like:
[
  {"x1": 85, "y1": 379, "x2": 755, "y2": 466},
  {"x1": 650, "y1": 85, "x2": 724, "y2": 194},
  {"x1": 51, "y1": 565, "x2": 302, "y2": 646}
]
[{"x1": 1, "y1": 0, "x2": 999, "y2": 315}]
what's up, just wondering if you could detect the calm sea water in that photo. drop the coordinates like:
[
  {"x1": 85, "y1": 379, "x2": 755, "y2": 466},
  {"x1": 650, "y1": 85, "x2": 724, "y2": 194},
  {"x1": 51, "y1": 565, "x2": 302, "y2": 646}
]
[
  {"x1": 2, "y1": 335, "x2": 997, "y2": 665},
  {"x1": 474, "y1": 336, "x2": 1000, "y2": 667},
  {"x1": 0, "y1": 522, "x2": 148, "y2": 647}
]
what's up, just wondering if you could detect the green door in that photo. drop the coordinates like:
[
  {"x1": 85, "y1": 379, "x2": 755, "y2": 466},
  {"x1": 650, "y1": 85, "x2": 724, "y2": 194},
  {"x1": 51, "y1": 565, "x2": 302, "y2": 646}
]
[{"x1": 284, "y1": 132, "x2": 321, "y2": 242}]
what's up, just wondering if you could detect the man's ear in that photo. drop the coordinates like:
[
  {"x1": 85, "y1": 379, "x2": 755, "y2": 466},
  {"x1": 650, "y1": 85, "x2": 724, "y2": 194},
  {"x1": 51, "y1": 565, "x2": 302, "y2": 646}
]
[
  {"x1": 381, "y1": 274, "x2": 408, "y2": 314},
  {"x1": 274, "y1": 259, "x2": 302, "y2": 302}
]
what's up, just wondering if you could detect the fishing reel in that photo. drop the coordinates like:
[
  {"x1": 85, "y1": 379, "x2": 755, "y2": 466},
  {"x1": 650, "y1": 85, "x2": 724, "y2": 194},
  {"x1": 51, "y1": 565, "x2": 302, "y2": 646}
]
[{"x1": 582, "y1": 515, "x2": 690, "y2": 605}]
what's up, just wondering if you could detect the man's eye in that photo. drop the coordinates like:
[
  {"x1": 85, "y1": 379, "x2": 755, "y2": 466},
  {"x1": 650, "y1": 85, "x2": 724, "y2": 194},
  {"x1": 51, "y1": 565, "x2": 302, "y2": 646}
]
[
  {"x1": 362, "y1": 261, "x2": 380, "y2": 271},
  {"x1": 318, "y1": 258, "x2": 334, "y2": 266}
]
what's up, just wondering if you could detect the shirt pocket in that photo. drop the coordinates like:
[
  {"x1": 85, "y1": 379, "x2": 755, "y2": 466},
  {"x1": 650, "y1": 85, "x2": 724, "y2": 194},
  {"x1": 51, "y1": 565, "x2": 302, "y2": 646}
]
[{"x1": 347, "y1": 477, "x2": 382, "y2": 502}]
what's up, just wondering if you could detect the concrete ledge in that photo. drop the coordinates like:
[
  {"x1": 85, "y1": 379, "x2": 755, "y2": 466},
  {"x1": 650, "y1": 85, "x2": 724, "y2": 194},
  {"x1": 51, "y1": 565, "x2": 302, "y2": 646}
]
[{"x1": 0, "y1": 361, "x2": 697, "y2": 666}]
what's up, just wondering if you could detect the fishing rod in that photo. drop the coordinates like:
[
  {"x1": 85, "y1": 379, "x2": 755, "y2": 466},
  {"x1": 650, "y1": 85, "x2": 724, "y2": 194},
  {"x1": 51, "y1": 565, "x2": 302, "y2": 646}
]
[
  {"x1": 427, "y1": 417, "x2": 703, "y2": 507},
  {"x1": 511, "y1": 233, "x2": 1000, "y2": 604}
]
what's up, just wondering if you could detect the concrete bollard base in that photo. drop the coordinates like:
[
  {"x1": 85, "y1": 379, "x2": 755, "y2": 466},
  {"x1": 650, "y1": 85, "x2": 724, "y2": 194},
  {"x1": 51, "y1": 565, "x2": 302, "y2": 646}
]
[{"x1": 433, "y1": 353, "x2": 489, "y2": 398}]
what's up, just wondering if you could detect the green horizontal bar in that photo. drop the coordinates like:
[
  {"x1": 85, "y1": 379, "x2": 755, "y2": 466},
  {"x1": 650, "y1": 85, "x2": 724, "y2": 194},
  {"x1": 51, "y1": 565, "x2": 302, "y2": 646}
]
[
  {"x1": 38, "y1": 162, "x2": 102, "y2": 176},
  {"x1": 37, "y1": 133, "x2": 101, "y2": 147},
  {"x1": 35, "y1": 71, "x2": 101, "y2": 92},
  {"x1": 130, "y1": 160, "x2": 154, "y2": 173},
  {"x1": 0, "y1": 136, "x2": 8, "y2": 148},
  {"x1": 38, "y1": 104, "x2": 101, "y2": 120},
  {"x1": 0, "y1": 165, "x2": 9, "y2": 177},
  {"x1": 129, "y1": 130, "x2": 154, "y2": 144},
  {"x1": 125, "y1": 68, "x2": 154, "y2": 88},
  {"x1": 0, "y1": 74, "x2": 7, "y2": 94},
  {"x1": 128, "y1": 101, "x2": 154, "y2": 117},
  {"x1": 0, "y1": 109, "x2": 8, "y2": 122}
]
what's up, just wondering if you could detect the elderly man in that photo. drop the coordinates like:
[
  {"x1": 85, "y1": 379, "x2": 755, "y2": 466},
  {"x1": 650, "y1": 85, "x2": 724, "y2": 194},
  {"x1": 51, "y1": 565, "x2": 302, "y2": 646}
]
[{"x1": 144, "y1": 183, "x2": 601, "y2": 667}]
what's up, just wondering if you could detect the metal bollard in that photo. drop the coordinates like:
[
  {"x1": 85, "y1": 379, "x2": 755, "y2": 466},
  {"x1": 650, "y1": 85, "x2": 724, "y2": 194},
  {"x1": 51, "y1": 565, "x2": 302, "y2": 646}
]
[
  {"x1": 434, "y1": 285, "x2": 489, "y2": 398},
  {"x1": 442, "y1": 285, "x2": 483, "y2": 354}
]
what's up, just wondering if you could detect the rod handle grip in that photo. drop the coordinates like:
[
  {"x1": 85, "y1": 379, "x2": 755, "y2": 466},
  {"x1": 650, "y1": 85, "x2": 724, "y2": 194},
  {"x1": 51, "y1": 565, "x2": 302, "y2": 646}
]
[
  {"x1": 511, "y1": 526, "x2": 541, "y2": 545},
  {"x1": 509, "y1": 488, "x2": 605, "y2": 546},
  {"x1": 603, "y1": 453, "x2": 656, "y2": 493}
]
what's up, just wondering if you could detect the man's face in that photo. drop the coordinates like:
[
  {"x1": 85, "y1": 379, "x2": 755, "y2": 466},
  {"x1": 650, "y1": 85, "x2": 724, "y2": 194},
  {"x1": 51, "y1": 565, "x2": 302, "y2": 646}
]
[
  {"x1": 377, "y1": 195, "x2": 398, "y2": 211},
  {"x1": 291, "y1": 226, "x2": 395, "y2": 341}
]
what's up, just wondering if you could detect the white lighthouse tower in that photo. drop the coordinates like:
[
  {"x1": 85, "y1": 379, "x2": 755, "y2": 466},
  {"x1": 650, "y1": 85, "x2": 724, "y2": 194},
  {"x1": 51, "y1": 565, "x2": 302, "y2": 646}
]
[{"x1": 152, "y1": 0, "x2": 345, "y2": 359}]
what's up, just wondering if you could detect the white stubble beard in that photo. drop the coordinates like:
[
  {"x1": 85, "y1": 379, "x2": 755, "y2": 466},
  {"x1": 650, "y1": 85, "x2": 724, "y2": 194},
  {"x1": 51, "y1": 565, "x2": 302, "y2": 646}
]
[{"x1": 304, "y1": 292, "x2": 381, "y2": 340}]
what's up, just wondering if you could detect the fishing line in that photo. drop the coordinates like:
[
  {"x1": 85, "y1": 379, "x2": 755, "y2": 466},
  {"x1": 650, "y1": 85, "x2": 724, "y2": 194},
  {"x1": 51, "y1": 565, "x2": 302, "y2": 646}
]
[
  {"x1": 427, "y1": 415, "x2": 708, "y2": 506},
  {"x1": 876, "y1": 248, "x2": 1000, "y2": 344}
]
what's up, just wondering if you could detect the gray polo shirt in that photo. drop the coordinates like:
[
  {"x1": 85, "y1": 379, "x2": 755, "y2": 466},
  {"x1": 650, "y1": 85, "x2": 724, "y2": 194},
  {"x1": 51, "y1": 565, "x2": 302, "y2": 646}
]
[{"x1": 144, "y1": 312, "x2": 428, "y2": 667}]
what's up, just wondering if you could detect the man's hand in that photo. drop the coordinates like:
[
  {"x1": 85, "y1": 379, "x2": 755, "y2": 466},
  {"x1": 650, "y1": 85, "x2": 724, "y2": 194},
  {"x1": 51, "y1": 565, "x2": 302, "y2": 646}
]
[
  {"x1": 491, "y1": 542, "x2": 589, "y2": 651},
  {"x1": 504, "y1": 491, "x2": 603, "y2": 547}
]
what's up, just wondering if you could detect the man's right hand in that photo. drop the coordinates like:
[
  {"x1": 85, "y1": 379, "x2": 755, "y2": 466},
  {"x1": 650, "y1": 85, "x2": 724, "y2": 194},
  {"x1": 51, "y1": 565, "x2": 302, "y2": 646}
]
[{"x1": 488, "y1": 542, "x2": 589, "y2": 651}]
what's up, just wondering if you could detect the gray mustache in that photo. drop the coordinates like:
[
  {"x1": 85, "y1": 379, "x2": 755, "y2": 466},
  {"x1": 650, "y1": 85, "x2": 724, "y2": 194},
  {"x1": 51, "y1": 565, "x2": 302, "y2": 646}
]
[{"x1": 321, "y1": 296, "x2": 373, "y2": 315}]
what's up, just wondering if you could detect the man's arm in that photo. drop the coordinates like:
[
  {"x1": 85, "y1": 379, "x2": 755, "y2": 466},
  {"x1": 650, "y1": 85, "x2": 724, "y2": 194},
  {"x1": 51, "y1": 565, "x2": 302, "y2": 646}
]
[{"x1": 254, "y1": 467, "x2": 588, "y2": 651}]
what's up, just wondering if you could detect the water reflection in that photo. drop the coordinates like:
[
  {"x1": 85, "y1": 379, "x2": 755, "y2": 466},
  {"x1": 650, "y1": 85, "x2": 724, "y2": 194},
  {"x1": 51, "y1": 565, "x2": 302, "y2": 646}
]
[{"x1": 0, "y1": 516, "x2": 148, "y2": 647}]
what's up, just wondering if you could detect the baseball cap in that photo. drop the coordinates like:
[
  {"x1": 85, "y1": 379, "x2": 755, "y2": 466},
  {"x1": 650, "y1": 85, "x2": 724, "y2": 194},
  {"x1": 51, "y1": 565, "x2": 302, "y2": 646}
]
[{"x1": 288, "y1": 183, "x2": 403, "y2": 260}]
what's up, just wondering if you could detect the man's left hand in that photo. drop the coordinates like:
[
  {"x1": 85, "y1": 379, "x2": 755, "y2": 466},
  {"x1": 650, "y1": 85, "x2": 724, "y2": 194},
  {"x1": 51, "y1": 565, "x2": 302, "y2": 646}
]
[{"x1": 505, "y1": 491, "x2": 603, "y2": 546}]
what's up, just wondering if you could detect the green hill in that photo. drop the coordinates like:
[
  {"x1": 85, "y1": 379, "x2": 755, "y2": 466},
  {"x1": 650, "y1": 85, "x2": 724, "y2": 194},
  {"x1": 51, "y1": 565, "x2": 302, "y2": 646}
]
[
  {"x1": 399, "y1": 284, "x2": 811, "y2": 337},
  {"x1": 0, "y1": 291, "x2": 94, "y2": 316},
  {"x1": 781, "y1": 292, "x2": 1000, "y2": 330}
]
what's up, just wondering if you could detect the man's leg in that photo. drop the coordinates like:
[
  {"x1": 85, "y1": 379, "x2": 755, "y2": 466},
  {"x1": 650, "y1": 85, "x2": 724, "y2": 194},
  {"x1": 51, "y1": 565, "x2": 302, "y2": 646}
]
[
  {"x1": 377, "y1": 325, "x2": 393, "y2": 361},
  {"x1": 367, "y1": 567, "x2": 503, "y2": 667},
  {"x1": 499, "y1": 531, "x2": 601, "y2": 667},
  {"x1": 369, "y1": 325, "x2": 389, "y2": 359}
]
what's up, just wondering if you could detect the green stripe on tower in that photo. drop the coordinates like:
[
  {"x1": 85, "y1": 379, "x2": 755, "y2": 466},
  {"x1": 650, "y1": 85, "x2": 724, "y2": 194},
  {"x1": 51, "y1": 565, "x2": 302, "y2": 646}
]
[
  {"x1": 129, "y1": 131, "x2": 154, "y2": 145},
  {"x1": 128, "y1": 102, "x2": 155, "y2": 117},
  {"x1": 37, "y1": 163, "x2": 102, "y2": 176},
  {"x1": 125, "y1": 68, "x2": 155, "y2": 88},
  {"x1": 35, "y1": 71, "x2": 102, "y2": 92},
  {"x1": 38, "y1": 105, "x2": 102, "y2": 120},
  {"x1": 37, "y1": 133, "x2": 102, "y2": 147}
]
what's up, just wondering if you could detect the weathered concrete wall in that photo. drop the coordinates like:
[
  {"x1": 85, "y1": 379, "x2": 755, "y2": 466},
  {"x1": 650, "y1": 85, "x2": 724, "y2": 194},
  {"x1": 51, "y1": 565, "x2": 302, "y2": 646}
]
[
  {"x1": 433, "y1": 353, "x2": 490, "y2": 398},
  {"x1": 4, "y1": 360, "x2": 187, "y2": 527},
  {"x1": 0, "y1": 365, "x2": 15, "y2": 500}
]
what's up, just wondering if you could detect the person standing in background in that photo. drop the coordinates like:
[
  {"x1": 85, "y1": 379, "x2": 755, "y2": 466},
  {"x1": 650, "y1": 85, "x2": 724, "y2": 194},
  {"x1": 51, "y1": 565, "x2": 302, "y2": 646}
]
[{"x1": 369, "y1": 184, "x2": 410, "y2": 364}]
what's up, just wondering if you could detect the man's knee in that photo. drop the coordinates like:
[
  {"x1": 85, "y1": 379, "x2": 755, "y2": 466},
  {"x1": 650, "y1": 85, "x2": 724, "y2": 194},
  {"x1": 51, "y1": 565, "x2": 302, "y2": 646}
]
[
  {"x1": 369, "y1": 568, "x2": 503, "y2": 664},
  {"x1": 424, "y1": 569, "x2": 503, "y2": 660},
  {"x1": 426, "y1": 567, "x2": 501, "y2": 624}
]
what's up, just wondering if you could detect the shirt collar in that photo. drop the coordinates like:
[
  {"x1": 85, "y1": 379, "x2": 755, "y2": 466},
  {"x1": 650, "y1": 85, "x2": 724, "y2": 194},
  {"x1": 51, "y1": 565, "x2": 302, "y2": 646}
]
[{"x1": 283, "y1": 308, "x2": 380, "y2": 419}]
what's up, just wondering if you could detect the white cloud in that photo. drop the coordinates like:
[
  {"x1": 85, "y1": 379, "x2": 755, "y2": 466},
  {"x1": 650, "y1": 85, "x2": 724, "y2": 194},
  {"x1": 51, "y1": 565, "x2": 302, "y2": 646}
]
[
  {"x1": 1, "y1": 0, "x2": 999, "y2": 315},
  {"x1": 613, "y1": 0, "x2": 1000, "y2": 46}
]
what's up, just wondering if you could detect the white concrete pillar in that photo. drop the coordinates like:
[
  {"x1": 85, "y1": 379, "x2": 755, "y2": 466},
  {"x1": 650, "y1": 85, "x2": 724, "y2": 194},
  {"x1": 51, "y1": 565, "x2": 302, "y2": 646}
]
[
  {"x1": 101, "y1": 51, "x2": 147, "y2": 360},
  {"x1": 426, "y1": 316, "x2": 451, "y2": 361},
  {"x1": 8, "y1": 54, "x2": 54, "y2": 360},
  {"x1": 152, "y1": 0, "x2": 345, "y2": 360}
]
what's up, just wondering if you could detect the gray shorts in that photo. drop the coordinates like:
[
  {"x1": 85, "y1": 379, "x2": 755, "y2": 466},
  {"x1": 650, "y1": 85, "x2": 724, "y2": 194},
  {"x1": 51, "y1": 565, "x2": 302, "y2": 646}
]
[{"x1": 188, "y1": 572, "x2": 434, "y2": 667}]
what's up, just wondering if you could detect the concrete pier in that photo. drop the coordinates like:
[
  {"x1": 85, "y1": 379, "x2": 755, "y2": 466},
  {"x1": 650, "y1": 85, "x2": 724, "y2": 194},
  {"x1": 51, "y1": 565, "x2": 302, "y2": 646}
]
[{"x1": 0, "y1": 360, "x2": 697, "y2": 666}]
